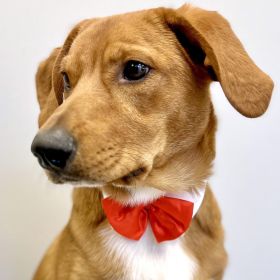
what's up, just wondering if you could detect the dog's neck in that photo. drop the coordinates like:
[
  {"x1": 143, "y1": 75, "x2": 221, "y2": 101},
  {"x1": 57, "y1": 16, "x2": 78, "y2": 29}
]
[{"x1": 71, "y1": 181, "x2": 207, "y2": 232}]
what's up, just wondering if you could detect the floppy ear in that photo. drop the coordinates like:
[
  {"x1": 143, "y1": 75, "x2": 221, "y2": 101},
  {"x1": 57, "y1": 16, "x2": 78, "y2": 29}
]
[
  {"x1": 52, "y1": 19, "x2": 90, "y2": 105},
  {"x1": 162, "y1": 5, "x2": 274, "y2": 118},
  {"x1": 36, "y1": 48, "x2": 61, "y2": 111},
  {"x1": 35, "y1": 47, "x2": 62, "y2": 127}
]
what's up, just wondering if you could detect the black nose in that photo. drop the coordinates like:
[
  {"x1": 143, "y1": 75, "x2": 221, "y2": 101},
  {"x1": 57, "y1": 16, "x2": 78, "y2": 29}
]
[{"x1": 31, "y1": 128, "x2": 76, "y2": 170}]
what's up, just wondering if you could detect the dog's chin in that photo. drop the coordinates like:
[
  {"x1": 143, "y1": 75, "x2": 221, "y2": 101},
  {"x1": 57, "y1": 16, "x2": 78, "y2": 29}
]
[
  {"x1": 45, "y1": 167, "x2": 163, "y2": 206},
  {"x1": 101, "y1": 167, "x2": 164, "y2": 205}
]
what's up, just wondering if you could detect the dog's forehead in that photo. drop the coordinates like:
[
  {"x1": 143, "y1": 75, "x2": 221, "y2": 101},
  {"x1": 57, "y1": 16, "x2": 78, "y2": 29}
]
[
  {"x1": 69, "y1": 9, "x2": 170, "y2": 59},
  {"x1": 92, "y1": 9, "x2": 165, "y2": 39}
]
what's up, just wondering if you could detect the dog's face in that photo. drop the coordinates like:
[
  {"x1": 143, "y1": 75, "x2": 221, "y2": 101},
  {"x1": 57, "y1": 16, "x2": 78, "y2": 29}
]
[{"x1": 32, "y1": 6, "x2": 273, "y2": 204}]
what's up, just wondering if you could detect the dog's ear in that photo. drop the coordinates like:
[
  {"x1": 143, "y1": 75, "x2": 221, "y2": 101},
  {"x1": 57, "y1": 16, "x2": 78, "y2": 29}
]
[
  {"x1": 36, "y1": 47, "x2": 62, "y2": 127},
  {"x1": 36, "y1": 48, "x2": 61, "y2": 111},
  {"x1": 52, "y1": 19, "x2": 90, "y2": 105},
  {"x1": 162, "y1": 5, "x2": 274, "y2": 117}
]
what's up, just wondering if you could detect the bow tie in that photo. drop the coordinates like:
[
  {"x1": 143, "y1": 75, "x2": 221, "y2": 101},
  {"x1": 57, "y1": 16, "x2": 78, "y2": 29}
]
[{"x1": 102, "y1": 196, "x2": 194, "y2": 243}]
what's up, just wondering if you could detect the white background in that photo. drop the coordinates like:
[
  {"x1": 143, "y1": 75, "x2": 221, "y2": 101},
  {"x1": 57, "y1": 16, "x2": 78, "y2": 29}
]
[{"x1": 0, "y1": 0, "x2": 279, "y2": 279}]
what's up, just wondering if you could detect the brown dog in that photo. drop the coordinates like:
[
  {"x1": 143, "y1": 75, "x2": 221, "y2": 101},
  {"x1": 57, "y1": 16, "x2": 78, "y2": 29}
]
[{"x1": 31, "y1": 4, "x2": 273, "y2": 280}]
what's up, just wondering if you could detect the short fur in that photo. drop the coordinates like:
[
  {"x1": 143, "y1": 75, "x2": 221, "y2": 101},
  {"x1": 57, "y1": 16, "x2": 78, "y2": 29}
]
[{"x1": 32, "y1": 4, "x2": 273, "y2": 280}]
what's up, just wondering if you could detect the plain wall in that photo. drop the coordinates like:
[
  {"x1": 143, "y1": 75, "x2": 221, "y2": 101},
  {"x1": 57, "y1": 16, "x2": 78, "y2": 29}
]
[{"x1": 0, "y1": 0, "x2": 279, "y2": 279}]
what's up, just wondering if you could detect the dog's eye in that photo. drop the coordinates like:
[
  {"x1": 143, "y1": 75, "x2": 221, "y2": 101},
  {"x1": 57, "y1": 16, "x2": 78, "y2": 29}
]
[
  {"x1": 123, "y1": 60, "x2": 150, "y2": 81},
  {"x1": 62, "y1": 72, "x2": 71, "y2": 92}
]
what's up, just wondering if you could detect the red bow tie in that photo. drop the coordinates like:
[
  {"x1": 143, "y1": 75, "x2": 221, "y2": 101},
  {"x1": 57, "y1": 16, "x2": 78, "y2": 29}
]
[{"x1": 102, "y1": 196, "x2": 194, "y2": 243}]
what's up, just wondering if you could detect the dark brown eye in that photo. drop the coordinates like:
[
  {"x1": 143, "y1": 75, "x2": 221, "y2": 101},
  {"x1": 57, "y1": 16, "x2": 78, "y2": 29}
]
[
  {"x1": 123, "y1": 60, "x2": 150, "y2": 81},
  {"x1": 62, "y1": 72, "x2": 71, "y2": 92}
]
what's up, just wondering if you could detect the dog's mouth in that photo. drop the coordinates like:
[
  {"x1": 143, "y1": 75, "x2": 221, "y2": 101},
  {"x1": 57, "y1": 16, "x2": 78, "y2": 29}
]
[
  {"x1": 47, "y1": 166, "x2": 148, "y2": 186},
  {"x1": 46, "y1": 171, "x2": 85, "y2": 185},
  {"x1": 117, "y1": 167, "x2": 147, "y2": 183}
]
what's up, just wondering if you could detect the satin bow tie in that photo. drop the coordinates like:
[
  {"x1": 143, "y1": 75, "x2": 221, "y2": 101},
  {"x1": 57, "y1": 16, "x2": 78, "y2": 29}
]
[{"x1": 102, "y1": 196, "x2": 194, "y2": 243}]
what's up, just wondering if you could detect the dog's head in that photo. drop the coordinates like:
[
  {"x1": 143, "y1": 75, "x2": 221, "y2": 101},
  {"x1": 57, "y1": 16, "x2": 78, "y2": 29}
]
[{"x1": 32, "y1": 5, "x2": 273, "y2": 204}]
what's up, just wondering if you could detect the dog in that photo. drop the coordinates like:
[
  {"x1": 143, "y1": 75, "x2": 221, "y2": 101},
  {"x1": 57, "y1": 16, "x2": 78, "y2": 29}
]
[{"x1": 31, "y1": 4, "x2": 273, "y2": 280}]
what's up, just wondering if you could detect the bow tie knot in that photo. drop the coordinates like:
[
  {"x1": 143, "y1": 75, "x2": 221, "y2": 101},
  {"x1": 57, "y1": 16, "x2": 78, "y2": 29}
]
[{"x1": 102, "y1": 196, "x2": 194, "y2": 243}]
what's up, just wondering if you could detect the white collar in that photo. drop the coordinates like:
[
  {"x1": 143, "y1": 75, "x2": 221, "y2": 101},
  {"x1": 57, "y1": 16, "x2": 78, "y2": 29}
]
[
  {"x1": 165, "y1": 182, "x2": 206, "y2": 217},
  {"x1": 102, "y1": 181, "x2": 206, "y2": 217}
]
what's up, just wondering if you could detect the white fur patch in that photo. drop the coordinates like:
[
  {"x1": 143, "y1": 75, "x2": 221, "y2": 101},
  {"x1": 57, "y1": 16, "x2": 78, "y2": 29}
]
[{"x1": 100, "y1": 225, "x2": 197, "y2": 280}]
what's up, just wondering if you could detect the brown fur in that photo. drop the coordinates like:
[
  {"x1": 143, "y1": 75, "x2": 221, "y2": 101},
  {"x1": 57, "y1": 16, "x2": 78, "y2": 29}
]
[{"x1": 32, "y1": 5, "x2": 273, "y2": 280}]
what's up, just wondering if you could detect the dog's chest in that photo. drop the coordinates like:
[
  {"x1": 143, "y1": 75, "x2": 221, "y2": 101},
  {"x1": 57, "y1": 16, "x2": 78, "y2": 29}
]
[{"x1": 101, "y1": 225, "x2": 197, "y2": 280}]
